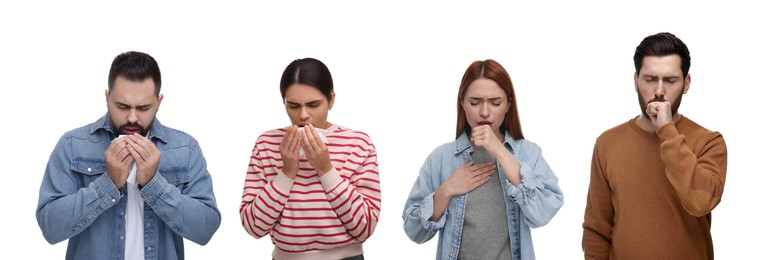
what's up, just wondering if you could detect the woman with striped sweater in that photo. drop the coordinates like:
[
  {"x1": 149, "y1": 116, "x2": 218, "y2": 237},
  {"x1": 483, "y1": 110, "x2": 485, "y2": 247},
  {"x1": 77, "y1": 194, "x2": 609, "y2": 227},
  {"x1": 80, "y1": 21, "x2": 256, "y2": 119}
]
[{"x1": 240, "y1": 58, "x2": 380, "y2": 260}]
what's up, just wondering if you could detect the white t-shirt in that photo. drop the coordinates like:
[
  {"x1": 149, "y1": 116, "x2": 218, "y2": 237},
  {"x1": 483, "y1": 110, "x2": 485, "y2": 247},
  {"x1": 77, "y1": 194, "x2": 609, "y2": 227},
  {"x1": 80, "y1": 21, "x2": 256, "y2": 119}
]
[{"x1": 125, "y1": 162, "x2": 144, "y2": 260}]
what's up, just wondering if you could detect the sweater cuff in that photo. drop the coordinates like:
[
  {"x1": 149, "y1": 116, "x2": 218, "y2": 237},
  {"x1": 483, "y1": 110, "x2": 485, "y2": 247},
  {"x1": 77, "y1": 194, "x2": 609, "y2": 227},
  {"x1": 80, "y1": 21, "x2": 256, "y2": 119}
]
[
  {"x1": 273, "y1": 171, "x2": 295, "y2": 194},
  {"x1": 656, "y1": 122, "x2": 679, "y2": 142},
  {"x1": 319, "y1": 169, "x2": 344, "y2": 194}
]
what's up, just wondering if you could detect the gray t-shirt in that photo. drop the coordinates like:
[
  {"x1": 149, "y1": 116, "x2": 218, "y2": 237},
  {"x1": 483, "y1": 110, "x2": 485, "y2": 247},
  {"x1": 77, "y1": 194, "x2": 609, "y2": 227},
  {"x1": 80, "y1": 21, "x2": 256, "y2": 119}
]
[{"x1": 458, "y1": 147, "x2": 513, "y2": 260}]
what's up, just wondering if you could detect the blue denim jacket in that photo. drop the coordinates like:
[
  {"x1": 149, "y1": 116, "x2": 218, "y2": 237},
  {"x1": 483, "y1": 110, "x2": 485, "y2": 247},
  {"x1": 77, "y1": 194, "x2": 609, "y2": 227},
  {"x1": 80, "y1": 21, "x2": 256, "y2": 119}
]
[
  {"x1": 402, "y1": 131, "x2": 563, "y2": 260},
  {"x1": 36, "y1": 113, "x2": 221, "y2": 260}
]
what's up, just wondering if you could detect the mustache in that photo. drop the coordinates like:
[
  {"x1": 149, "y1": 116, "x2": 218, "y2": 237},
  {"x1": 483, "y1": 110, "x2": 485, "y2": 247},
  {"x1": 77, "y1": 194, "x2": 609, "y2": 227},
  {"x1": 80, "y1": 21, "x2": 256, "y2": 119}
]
[
  {"x1": 117, "y1": 123, "x2": 146, "y2": 133},
  {"x1": 648, "y1": 95, "x2": 667, "y2": 104}
]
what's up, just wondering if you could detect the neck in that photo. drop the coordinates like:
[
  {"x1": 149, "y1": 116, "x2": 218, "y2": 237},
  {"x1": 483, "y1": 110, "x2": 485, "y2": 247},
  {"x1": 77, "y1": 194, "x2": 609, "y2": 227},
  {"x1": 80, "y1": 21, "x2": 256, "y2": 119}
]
[{"x1": 493, "y1": 129, "x2": 504, "y2": 143}]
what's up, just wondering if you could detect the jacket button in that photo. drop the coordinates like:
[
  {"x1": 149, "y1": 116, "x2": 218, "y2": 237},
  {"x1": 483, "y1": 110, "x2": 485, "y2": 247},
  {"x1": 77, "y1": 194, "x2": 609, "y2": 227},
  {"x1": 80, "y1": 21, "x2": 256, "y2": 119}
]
[{"x1": 87, "y1": 168, "x2": 92, "y2": 172}]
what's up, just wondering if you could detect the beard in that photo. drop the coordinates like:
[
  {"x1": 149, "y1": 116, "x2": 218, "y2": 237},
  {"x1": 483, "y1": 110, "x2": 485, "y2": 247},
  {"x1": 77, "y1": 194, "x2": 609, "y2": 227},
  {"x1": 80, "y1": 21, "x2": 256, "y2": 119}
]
[
  {"x1": 109, "y1": 114, "x2": 153, "y2": 137},
  {"x1": 638, "y1": 90, "x2": 683, "y2": 120},
  {"x1": 115, "y1": 122, "x2": 150, "y2": 136}
]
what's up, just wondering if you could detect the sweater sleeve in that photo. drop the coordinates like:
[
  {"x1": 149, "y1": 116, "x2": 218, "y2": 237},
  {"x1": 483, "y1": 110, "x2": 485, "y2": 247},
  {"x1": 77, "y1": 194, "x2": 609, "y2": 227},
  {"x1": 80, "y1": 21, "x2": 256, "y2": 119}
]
[
  {"x1": 582, "y1": 144, "x2": 614, "y2": 260},
  {"x1": 318, "y1": 142, "x2": 381, "y2": 242},
  {"x1": 240, "y1": 138, "x2": 294, "y2": 238},
  {"x1": 657, "y1": 123, "x2": 727, "y2": 217}
]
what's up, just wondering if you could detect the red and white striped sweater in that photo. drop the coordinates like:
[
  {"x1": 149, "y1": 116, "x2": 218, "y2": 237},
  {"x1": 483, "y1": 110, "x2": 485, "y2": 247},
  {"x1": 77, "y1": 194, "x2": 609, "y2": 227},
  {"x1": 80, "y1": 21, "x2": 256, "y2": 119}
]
[{"x1": 240, "y1": 125, "x2": 381, "y2": 259}]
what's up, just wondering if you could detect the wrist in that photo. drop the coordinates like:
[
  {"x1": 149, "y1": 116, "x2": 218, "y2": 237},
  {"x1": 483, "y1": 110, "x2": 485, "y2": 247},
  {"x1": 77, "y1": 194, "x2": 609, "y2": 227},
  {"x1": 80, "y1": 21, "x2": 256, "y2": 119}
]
[
  {"x1": 316, "y1": 163, "x2": 333, "y2": 176},
  {"x1": 436, "y1": 184, "x2": 455, "y2": 200}
]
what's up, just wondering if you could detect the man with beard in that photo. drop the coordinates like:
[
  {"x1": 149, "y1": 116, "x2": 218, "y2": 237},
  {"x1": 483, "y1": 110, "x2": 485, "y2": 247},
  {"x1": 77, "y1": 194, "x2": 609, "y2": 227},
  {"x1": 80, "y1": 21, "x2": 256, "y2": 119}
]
[
  {"x1": 582, "y1": 32, "x2": 727, "y2": 260},
  {"x1": 36, "y1": 51, "x2": 221, "y2": 260}
]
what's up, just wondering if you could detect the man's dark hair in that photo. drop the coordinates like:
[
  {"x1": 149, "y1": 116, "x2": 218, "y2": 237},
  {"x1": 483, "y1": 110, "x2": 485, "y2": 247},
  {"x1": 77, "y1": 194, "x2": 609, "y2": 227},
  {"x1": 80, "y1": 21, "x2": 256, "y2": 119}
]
[
  {"x1": 634, "y1": 32, "x2": 691, "y2": 77},
  {"x1": 108, "y1": 51, "x2": 162, "y2": 96}
]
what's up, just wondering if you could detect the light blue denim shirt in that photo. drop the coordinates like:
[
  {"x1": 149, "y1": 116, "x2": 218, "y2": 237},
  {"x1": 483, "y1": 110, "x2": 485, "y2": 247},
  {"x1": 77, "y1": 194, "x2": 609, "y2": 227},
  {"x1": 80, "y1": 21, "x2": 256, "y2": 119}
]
[
  {"x1": 36, "y1": 113, "x2": 221, "y2": 260},
  {"x1": 402, "y1": 131, "x2": 563, "y2": 260}
]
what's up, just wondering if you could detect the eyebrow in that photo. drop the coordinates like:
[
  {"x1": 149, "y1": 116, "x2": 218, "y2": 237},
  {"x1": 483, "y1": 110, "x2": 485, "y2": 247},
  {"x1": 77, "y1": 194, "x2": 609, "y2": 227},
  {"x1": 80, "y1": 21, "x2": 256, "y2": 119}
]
[
  {"x1": 285, "y1": 99, "x2": 323, "y2": 105},
  {"x1": 116, "y1": 101, "x2": 152, "y2": 108},
  {"x1": 468, "y1": 97, "x2": 504, "y2": 101},
  {"x1": 642, "y1": 75, "x2": 681, "y2": 80}
]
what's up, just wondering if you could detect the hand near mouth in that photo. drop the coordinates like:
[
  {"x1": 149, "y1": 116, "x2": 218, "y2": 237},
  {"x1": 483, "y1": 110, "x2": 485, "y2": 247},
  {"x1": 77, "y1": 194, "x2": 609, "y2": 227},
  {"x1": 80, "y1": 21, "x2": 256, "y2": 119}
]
[
  {"x1": 470, "y1": 124, "x2": 505, "y2": 157},
  {"x1": 280, "y1": 125, "x2": 301, "y2": 179},
  {"x1": 300, "y1": 124, "x2": 333, "y2": 176},
  {"x1": 646, "y1": 101, "x2": 674, "y2": 129},
  {"x1": 105, "y1": 136, "x2": 133, "y2": 188}
]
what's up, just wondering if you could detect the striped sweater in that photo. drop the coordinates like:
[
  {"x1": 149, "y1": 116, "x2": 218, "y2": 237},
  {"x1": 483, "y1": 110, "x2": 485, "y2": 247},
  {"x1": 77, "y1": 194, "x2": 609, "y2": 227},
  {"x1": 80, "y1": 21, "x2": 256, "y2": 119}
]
[{"x1": 240, "y1": 124, "x2": 381, "y2": 259}]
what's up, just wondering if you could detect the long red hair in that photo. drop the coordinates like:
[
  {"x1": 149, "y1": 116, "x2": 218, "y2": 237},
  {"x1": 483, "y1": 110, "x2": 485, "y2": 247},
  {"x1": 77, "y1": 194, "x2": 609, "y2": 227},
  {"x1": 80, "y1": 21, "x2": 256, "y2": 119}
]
[{"x1": 455, "y1": 59, "x2": 524, "y2": 140}]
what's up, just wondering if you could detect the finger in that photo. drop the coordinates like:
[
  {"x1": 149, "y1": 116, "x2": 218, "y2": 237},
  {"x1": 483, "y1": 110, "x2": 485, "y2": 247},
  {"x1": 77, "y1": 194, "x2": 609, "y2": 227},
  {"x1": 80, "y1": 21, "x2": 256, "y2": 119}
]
[
  {"x1": 107, "y1": 137, "x2": 125, "y2": 153},
  {"x1": 279, "y1": 129, "x2": 288, "y2": 150},
  {"x1": 286, "y1": 127, "x2": 300, "y2": 152},
  {"x1": 125, "y1": 141, "x2": 142, "y2": 163},
  {"x1": 305, "y1": 125, "x2": 324, "y2": 151},
  {"x1": 472, "y1": 175, "x2": 492, "y2": 188},
  {"x1": 472, "y1": 166, "x2": 494, "y2": 179},
  {"x1": 474, "y1": 168, "x2": 495, "y2": 179},
  {"x1": 300, "y1": 128, "x2": 313, "y2": 154},
  {"x1": 128, "y1": 135, "x2": 158, "y2": 163},
  {"x1": 288, "y1": 131, "x2": 300, "y2": 153},
  {"x1": 126, "y1": 136, "x2": 150, "y2": 162},
  {"x1": 471, "y1": 128, "x2": 483, "y2": 139},
  {"x1": 469, "y1": 162, "x2": 494, "y2": 171},
  {"x1": 112, "y1": 142, "x2": 132, "y2": 163},
  {"x1": 646, "y1": 103, "x2": 660, "y2": 115},
  {"x1": 282, "y1": 126, "x2": 294, "y2": 146}
]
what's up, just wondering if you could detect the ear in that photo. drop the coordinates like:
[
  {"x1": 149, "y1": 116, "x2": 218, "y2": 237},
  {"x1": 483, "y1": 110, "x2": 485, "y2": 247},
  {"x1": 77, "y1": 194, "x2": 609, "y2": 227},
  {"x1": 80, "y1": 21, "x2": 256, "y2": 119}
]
[
  {"x1": 683, "y1": 74, "x2": 691, "y2": 94},
  {"x1": 328, "y1": 91, "x2": 336, "y2": 110},
  {"x1": 157, "y1": 93, "x2": 164, "y2": 108},
  {"x1": 633, "y1": 72, "x2": 639, "y2": 92},
  {"x1": 105, "y1": 89, "x2": 110, "y2": 106}
]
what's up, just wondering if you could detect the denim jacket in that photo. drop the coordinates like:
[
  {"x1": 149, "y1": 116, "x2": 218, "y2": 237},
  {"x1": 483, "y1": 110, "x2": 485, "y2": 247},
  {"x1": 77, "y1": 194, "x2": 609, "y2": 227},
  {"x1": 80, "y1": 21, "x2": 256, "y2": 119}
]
[
  {"x1": 36, "y1": 113, "x2": 221, "y2": 260},
  {"x1": 402, "y1": 131, "x2": 563, "y2": 260}
]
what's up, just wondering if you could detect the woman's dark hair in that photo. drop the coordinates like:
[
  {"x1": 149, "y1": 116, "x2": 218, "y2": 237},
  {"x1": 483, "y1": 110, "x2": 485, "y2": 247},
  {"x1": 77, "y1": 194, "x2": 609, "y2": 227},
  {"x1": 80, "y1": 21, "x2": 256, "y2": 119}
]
[{"x1": 279, "y1": 58, "x2": 334, "y2": 101}]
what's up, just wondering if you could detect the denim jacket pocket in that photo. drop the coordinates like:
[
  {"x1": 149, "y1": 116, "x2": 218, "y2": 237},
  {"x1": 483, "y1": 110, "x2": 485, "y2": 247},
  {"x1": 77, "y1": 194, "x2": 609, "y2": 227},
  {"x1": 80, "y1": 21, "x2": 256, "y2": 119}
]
[
  {"x1": 159, "y1": 167, "x2": 189, "y2": 189},
  {"x1": 71, "y1": 158, "x2": 106, "y2": 185}
]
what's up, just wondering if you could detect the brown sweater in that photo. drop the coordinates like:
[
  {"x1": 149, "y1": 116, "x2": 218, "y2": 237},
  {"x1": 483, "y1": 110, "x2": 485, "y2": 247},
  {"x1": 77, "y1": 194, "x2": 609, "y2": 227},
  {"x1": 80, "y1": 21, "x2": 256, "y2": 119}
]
[{"x1": 582, "y1": 116, "x2": 727, "y2": 260}]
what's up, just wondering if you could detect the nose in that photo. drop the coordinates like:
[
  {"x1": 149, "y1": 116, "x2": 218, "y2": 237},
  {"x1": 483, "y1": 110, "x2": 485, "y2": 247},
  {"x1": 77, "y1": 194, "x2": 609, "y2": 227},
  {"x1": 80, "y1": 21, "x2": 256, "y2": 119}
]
[
  {"x1": 299, "y1": 107, "x2": 310, "y2": 121},
  {"x1": 480, "y1": 102, "x2": 490, "y2": 118},
  {"x1": 654, "y1": 80, "x2": 666, "y2": 98},
  {"x1": 128, "y1": 108, "x2": 138, "y2": 123}
]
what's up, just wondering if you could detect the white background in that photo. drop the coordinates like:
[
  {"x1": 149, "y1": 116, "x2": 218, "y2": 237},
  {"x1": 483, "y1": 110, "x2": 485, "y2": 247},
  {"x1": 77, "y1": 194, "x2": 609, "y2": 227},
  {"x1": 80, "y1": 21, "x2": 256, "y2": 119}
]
[{"x1": 2, "y1": 1, "x2": 765, "y2": 259}]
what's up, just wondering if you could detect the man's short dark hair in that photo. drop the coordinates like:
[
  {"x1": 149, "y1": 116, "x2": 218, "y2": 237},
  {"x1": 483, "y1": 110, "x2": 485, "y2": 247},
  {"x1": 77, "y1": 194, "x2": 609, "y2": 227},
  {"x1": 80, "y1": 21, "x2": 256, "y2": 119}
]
[
  {"x1": 108, "y1": 51, "x2": 162, "y2": 96},
  {"x1": 633, "y1": 32, "x2": 691, "y2": 77}
]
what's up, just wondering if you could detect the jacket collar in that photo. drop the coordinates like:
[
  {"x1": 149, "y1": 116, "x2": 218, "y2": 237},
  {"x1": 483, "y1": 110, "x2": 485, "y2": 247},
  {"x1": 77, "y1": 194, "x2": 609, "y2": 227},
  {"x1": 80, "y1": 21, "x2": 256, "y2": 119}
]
[
  {"x1": 454, "y1": 129, "x2": 517, "y2": 155},
  {"x1": 89, "y1": 113, "x2": 168, "y2": 144}
]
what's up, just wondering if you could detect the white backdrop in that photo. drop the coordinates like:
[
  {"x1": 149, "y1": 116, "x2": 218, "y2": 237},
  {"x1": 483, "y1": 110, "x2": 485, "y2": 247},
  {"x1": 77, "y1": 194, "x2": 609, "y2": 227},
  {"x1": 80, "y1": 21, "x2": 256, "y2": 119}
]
[{"x1": 2, "y1": 1, "x2": 764, "y2": 259}]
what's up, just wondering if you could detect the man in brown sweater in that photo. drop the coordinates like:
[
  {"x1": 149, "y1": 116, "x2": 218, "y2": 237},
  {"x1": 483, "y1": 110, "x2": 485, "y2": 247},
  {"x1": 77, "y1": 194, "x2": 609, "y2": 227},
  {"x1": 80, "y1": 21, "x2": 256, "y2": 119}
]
[{"x1": 582, "y1": 32, "x2": 728, "y2": 260}]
